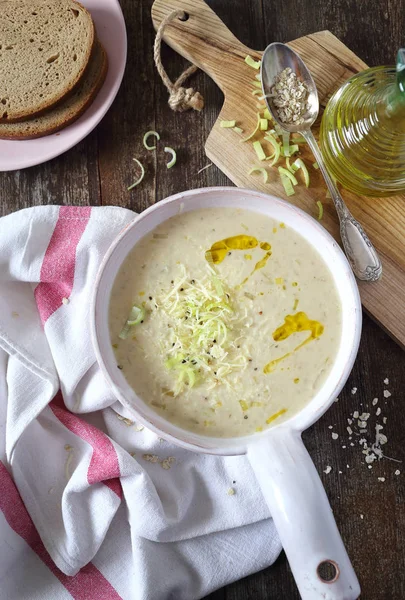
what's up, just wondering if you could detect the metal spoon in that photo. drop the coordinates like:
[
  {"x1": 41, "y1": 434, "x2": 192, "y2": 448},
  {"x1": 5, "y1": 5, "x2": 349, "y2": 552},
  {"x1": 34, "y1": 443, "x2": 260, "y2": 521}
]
[{"x1": 261, "y1": 42, "x2": 382, "y2": 282}]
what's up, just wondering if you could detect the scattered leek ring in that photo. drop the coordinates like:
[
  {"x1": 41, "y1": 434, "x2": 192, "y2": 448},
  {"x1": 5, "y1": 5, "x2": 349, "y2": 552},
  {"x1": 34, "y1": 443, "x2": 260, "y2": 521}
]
[
  {"x1": 248, "y1": 167, "x2": 268, "y2": 183},
  {"x1": 128, "y1": 158, "x2": 145, "y2": 190},
  {"x1": 143, "y1": 130, "x2": 160, "y2": 150},
  {"x1": 164, "y1": 147, "x2": 177, "y2": 169}
]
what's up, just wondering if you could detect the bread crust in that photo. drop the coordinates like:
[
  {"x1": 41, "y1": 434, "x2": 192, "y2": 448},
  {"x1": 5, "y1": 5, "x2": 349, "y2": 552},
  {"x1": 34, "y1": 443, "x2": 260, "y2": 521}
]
[
  {"x1": 0, "y1": 41, "x2": 107, "y2": 139},
  {"x1": 0, "y1": 0, "x2": 95, "y2": 123}
]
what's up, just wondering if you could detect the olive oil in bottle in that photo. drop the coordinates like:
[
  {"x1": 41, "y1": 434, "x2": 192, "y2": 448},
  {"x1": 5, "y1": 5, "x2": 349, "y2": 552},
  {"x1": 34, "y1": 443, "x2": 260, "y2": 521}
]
[{"x1": 320, "y1": 49, "x2": 405, "y2": 197}]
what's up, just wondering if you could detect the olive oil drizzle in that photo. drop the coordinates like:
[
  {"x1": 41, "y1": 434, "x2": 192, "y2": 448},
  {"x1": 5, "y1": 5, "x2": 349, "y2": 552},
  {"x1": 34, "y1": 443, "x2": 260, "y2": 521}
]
[
  {"x1": 205, "y1": 234, "x2": 272, "y2": 286},
  {"x1": 264, "y1": 311, "x2": 324, "y2": 374}
]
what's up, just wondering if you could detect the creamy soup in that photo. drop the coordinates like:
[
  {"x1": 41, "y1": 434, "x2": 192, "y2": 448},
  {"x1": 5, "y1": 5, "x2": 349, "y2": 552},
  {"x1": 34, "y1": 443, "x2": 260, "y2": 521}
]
[{"x1": 109, "y1": 208, "x2": 342, "y2": 437}]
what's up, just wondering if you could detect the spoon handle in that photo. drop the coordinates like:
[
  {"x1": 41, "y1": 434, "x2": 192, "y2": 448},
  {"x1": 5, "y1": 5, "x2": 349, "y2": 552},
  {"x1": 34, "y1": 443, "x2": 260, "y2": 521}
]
[{"x1": 303, "y1": 130, "x2": 382, "y2": 282}]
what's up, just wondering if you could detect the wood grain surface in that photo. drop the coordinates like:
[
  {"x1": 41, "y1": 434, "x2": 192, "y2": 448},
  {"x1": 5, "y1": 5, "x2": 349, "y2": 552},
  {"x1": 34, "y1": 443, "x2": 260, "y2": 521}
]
[
  {"x1": 0, "y1": 1, "x2": 404, "y2": 599},
  {"x1": 151, "y1": 0, "x2": 405, "y2": 350}
]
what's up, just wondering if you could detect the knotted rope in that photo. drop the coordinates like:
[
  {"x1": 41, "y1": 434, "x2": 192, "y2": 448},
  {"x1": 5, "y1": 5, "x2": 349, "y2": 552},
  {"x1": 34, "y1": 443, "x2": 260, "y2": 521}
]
[{"x1": 153, "y1": 10, "x2": 204, "y2": 112}]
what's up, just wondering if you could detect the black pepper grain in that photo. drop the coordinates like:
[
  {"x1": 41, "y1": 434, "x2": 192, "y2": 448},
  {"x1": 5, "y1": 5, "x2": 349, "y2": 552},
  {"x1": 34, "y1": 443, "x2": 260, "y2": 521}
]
[{"x1": 117, "y1": 365, "x2": 123, "y2": 370}]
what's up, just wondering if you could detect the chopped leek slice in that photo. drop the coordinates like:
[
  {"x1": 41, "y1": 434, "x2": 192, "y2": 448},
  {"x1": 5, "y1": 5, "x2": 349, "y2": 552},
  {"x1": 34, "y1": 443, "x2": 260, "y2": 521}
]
[
  {"x1": 251, "y1": 89, "x2": 263, "y2": 96},
  {"x1": 280, "y1": 174, "x2": 295, "y2": 197},
  {"x1": 282, "y1": 132, "x2": 291, "y2": 156},
  {"x1": 220, "y1": 120, "x2": 236, "y2": 128},
  {"x1": 128, "y1": 158, "x2": 145, "y2": 190},
  {"x1": 291, "y1": 135, "x2": 306, "y2": 144},
  {"x1": 164, "y1": 147, "x2": 177, "y2": 169},
  {"x1": 143, "y1": 130, "x2": 160, "y2": 150},
  {"x1": 313, "y1": 162, "x2": 319, "y2": 170},
  {"x1": 245, "y1": 55, "x2": 261, "y2": 69},
  {"x1": 240, "y1": 112, "x2": 261, "y2": 142},
  {"x1": 255, "y1": 73, "x2": 261, "y2": 81},
  {"x1": 259, "y1": 118, "x2": 268, "y2": 131},
  {"x1": 249, "y1": 167, "x2": 268, "y2": 183},
  {"x1": 233, "y1": 126, "x2": 244, "y2": 134},
  {"x1": 264, "y1": 133, "x2": 281, "y2": 166},
  {"x1": 292, "y1": 158, "x2": 310, "y2": 187},
  {"x1": 253, "y1": 140, "x2": 266, "y2": 161},
  {"x1": 285, "y1": 158, "x2": 294, "y2": 174},
  {"x1": 119, "y1": 305, "x2": 145, "y2": 339},
  {"x1": 252, "y1": 80, "x2": 262, "y2": 88},
  {"x1": 263, "y1": 108, "x2": 272, "y2": 120},
  {"x1": 317, "y1": 200, "x2": 324, "y2": 220},
  {"x1": 278, "y1": 167, "x2": 298, "y2": 186}
]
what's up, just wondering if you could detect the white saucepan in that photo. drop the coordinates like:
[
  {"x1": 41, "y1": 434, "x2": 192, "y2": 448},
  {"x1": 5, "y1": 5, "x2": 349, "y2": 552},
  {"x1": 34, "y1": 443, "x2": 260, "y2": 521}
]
[{"x1": 92, "y1": 187, "x2": 362, "y2": 600}]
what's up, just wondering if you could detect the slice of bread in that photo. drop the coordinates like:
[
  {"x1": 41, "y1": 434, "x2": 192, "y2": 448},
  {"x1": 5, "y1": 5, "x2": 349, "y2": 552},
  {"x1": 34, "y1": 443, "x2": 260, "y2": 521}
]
[
  {"x1": 0, "y1": 41, "x2": 108, "y2": 139},
  {"x1": 0, "y1": 0, "x2": 95, "y2": 123}
]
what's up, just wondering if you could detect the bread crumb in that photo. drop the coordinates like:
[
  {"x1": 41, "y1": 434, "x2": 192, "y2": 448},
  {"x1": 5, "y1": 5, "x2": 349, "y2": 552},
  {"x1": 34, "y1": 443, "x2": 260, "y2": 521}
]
[
  {"x1": 384, "y1": 378, "x2": 389, "y2": 385},
  {"x1": 324, "y1": 466, "x2": 332, "y2": 474},
  {"x1": 383, "y1": 390, "x2": 391, "y2": 398},
  {"x1": 378, "y1": 477, "x2": 385, "y2": 482},
  {"x1": 161, "y1": 457, "x2": 176, "y2": 470},
  {"x1": 62, "y1": 297, "x2": 70, "y2": 305},
  {"x1": 351, "y1": 387, "x2": 357, "y2": 394},
  {"x1": 372, "y1": 398, "x2": 378, "y2": 406},
  {"x1": 347, "y1": 426, "x2": 353, "y2": 435},
  {"x1": 332, "y1": 432, "x2": 338, "y2": 440},
  {"x1": 143, "y1": 454, "x2": 159, "y2": 463},
  {"x1": 11, "y1": 311, "x2": 19, "y2": 318},
  {"x1": 227, "y1": 487, "x2": 236, "y2": 495},
  {"x1": 117, "y1": 414, "x2": 134, "y2": 426},
  {"x1": 376, "y1": 407, "x2": 381, "y2": 416},
  {"x1": 353, "y1": 411, "x2": 359, "y2": 419}
]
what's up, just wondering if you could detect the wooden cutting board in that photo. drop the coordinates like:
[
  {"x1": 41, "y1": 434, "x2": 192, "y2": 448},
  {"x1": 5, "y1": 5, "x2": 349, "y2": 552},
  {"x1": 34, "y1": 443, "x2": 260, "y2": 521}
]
[{"x1": 152, "y1": 0, "x2": 405, "y2": 348}]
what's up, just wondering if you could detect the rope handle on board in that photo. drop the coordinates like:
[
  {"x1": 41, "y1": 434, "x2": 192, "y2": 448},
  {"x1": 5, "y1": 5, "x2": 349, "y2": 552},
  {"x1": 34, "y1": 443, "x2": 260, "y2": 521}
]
[{"x1": 153, "y1": 9, "x2": 204, "y2": 112}]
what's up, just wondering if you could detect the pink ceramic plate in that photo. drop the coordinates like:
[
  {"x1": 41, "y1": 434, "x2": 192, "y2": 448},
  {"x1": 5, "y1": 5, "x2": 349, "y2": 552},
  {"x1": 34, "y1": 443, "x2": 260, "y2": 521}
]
[{"x1": 0, "y1": 0, "x2": 127, "y2": 172}]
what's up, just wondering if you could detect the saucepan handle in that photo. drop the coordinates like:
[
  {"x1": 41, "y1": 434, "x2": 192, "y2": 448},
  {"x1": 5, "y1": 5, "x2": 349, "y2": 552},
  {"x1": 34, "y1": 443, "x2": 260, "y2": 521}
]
[{"x1": 247, "y1": 428, "x2": 360, "y2": 600}]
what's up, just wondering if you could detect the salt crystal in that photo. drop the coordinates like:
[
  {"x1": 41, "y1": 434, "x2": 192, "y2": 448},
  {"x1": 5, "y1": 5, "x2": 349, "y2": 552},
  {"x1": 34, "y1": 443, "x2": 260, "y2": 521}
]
[
  {"x1": 395, "y1": 470, "x2": 401, "y2": 476},
  {"x1": 342, "y1": 445, "x2": 347, "y2": 449},
  {"x1": 384, "y1": 378, "x2": 389, "y2": 385},
  {"x1": 383, "y1": 390, "x2": 391, "y2": 398},
  {"x1": 376, "y1": 407, "x2": 381, "y2": 416},
  {"x1": 332, "y1": 432, "x2": 338, "y2": 440},
  {"x1": 324, "y1": 466, "x2": 332, "y2": 474},
  {"x1": 360, "y1": 514, "x2": 364, "y2": 519},
  {"x1": 351, "y1": 387, "x2": 357, "y2": 395},
  {"x1": 347, "y1": 464, "x2": 350, "y2": 468},
  {"x1": 334, "y1": 397, "x2": 339, "y2": 403},
  {"x1": 378, "y1": 477, "x2": 385, "y2": 482},
  {"x1": 372, "y1": 398, "x2": 378, "y2": 406},
  {"x1": 383, "y1": 417, "x2": 387, "y2": 424},
  {"x1": 368, "y1": 465, "x2": 373, "y2": 469},
  {"x1": 339, "y1": 470, "x2": 343, "y2": 474},
  {"x1": 350, "y1": 443, "x2": 355, "y2": 447},
  {"x1": 347, "y1": 426, "x2": 353, "y2": 435},
  {"x1": 62, "y1": 297, "x2": 70, "y2": 305},
  {"x1": 347, "y1": 418, "x2": 353, "y2": 425},
  {"x1": 353, "y1": 411, "x2": 359, "y2": 419},
  {"x1": 365, "y1": 453, "x2": 376, "y2": 464},
  {"x1": 328, "y1": 425, "x2": 333, "y2": 430}
]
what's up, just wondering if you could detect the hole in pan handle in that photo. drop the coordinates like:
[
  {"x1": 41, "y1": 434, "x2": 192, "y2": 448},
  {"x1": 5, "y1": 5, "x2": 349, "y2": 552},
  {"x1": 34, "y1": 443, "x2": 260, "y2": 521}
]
[{"x1": 247, "y1": 428, "x2": 360, "y2": 600}]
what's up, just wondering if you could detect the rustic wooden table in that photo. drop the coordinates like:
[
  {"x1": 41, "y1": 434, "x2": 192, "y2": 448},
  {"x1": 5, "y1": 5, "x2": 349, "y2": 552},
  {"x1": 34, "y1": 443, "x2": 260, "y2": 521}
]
[{"x1": 1, "y1": 1, "x2": 404, "y2": 598}]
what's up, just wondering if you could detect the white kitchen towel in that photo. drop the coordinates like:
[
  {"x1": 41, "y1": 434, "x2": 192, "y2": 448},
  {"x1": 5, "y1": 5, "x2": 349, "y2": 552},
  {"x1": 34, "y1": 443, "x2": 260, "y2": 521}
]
[{"x1": 0, "y1": 205, "x2": 281, "y2": 600}]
